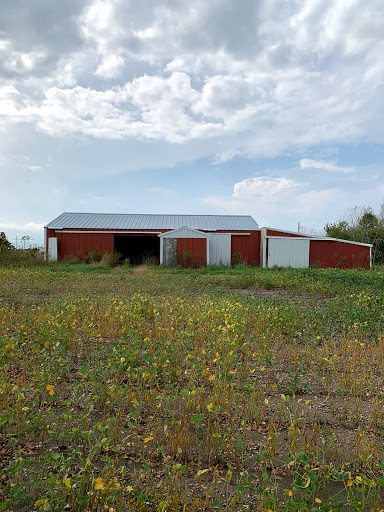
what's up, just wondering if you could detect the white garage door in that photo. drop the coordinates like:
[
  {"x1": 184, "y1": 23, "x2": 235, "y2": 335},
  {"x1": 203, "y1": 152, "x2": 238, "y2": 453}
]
[{"x1": 267, "y1": 238, "x2": 310, "y2": 268}]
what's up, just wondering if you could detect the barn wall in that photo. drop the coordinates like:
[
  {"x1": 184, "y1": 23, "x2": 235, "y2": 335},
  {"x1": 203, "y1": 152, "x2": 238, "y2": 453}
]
[
  {"x1": 53, "y1": 227, "x2": 260, "y2": 265},
  {"x1": 309, "y1": 240, "x2": 371, "y2": 269},
  {"x1": 161, "y1": 228, "x2": 260, "y2": 266},
  {"x1": 46, "y1": 228, "x2": 56, "y2": 239},
  {"x1": 266, "y1": 229, "x2": 309, "y2": 238},
  {"x1": 46, "y1": 228, "x2": 56, "y2": 252},
  {"x1": 54, "y1": 228, "x2": 166, "y2": 260},
  {"x1": 229, "y1": 231, "x2": 260, "y2": 266},
  {"x1": 56, "y1": 232, "x2": 114, "y2": 260},
  {"x1": 177, "y1": 238, "x2": 207, "y2": 266}
]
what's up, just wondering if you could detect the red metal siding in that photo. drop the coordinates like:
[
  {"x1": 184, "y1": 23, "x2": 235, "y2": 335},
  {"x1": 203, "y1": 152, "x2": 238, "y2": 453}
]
[
  {"x1": 230, "y1": 231, "x2": 260, "y2": 266},
  {"x1": 309, "y1": 240, "x2": 370, "y2": 269},
  {"x1": 54, "y1": 229, "x2": 165, "y2": 260},
  {"x1": 266, "y1": 229, "x2": 308, "y2": 238},
  {"x1": 52, "y1": 227, "x2": 260, "y2": 266},
  {"x1": 176, "y1": 238, "x2": 207, "y2": 266},
  {"x1": 46, "y1": 228, "x2": 55, "y2": 251},
  {"x1": 56, "y1": 232, "x2": 114, "y2": 260}
]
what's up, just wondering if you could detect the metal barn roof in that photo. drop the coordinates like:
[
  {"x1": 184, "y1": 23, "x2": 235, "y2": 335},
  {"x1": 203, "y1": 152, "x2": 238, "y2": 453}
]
[{"x1": 46, "y1": 212, "x2": 259, "y2": 231}]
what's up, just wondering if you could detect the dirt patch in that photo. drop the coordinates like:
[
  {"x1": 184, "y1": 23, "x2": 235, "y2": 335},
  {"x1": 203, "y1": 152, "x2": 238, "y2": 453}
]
[{"x1": 133, "y1": 264, "x2": 151, "y2": 275}]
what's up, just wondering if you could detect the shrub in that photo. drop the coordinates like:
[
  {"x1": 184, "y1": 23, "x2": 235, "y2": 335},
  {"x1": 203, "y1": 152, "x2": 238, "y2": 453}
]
[
  {"x1": 231, "y1": 250, "x2": 247, "y2": 266},
  {"x1": 142, "y1": 255, "x2": 160, "y2": 266},
  {"x1": 100, "y1": 251, "x2": 122, "y2": 267},
  {"x1": 0, "y1": 246, "x2": 46, "y2": 266},
  {"x1": 69, "y1": 250, "x2": 121, "y2": 267},
  {"x1": 178, "y1": 249, "x2": 205, "y2": 268}
]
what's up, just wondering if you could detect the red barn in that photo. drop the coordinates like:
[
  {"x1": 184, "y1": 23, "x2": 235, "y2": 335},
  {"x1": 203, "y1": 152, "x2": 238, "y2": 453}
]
[
  {"x1": 261, "y1": 227, "x2": 371, "y2": 270},
  {"x1": 44, "y1": 214, "x2": 372, "y2": 269},
  {"x1": 45, "y1": 212, "x2": 261, "y2": 266}
]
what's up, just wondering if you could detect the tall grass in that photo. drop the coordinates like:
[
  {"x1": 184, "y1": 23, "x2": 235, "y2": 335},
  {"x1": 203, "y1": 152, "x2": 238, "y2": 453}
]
[{"x1": 0, "y1": 246, "x2": 46, "y2": 266}]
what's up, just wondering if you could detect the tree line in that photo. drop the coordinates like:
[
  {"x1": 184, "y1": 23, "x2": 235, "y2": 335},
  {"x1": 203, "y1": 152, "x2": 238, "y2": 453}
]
[{"x1": 325, "y1": 204, "x2": 384, "y2": 264}]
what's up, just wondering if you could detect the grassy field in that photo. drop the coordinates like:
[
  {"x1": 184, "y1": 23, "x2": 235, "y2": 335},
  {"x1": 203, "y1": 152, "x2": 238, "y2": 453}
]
[{"x1": 1, "y1": 264, "x2": 384, "y2": 511}]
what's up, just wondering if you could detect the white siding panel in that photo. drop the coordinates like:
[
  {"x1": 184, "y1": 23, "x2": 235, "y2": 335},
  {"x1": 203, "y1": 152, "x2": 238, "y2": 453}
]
[
  {"x1": 267, "y1": 238, "x2": 310, "y2": 268},
  {"x1": 161, "y1": 227, "x2": 208, "y2": 239},
  {"x1": 209, "y1": 234, "x2": 231, "y2": 265},
  {"x1": 48, "y1": 237, "x2": 58, "y2": 261}
]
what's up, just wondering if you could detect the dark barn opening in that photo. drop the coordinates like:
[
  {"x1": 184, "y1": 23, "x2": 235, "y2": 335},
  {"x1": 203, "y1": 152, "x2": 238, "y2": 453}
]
[{"x1": 114, "y1": 235, "x2": 160, "y2": 265}]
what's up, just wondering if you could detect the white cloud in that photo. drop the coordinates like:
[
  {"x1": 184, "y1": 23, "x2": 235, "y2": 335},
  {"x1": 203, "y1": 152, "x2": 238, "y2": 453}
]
[
  {"x1": 193, "y1": 75, "x2": 255, "y2": 118},
  {"x1": 233, "y1": 176, "x2": 302, "y2": 201},
  {"x1": 211, "y1": 149, "x2": 242, "y2": 164},
  {"x1": 95, "y1": 53, "x2": 125, "y2": 79},
  {"x1": 0, "y1": 221, "x2": 45, "y2": 232},
  {"x1": 300, "y1": 159, "x2": 353, "y2": 173},
  {"x1": 0, "y1": 85, "x2": 20, "y2": 113},
  {"x1": 145, "y1": 186, "x2": 175, "y2": 194},
  {"x1": 0, "y1": 0, "x2": 383, "y2": 155},
  {"x1": 0, "y1": 72, "x2": 225, "y2": 143},
  {"x1": 203, "y1": 165, "x2": 384, "y2": 230},
  {"x1": 79, "y1": 0, "x2": 116, "y2": 50},
  {"x1": 203, "y1": 172, "x2": 352, "y2": 231},
  {"x1": 0, "y1": 39, "x2": 46, "y2": 74},
  {"x1": 6, "y1": 50, "x2": 46, "y2": 73},
  {"x1": 0, "y1": 39, "x2": 9, "y2": 51},
  {"x1": 0, "y1": 59, "x2": 372, "y2": 151}
]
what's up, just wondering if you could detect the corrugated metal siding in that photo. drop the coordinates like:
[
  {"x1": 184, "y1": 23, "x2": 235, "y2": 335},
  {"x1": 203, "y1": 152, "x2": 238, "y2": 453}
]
[
  {"x1": 177, "y1": 239, "x2": 207, "y2": 266},
  {"x1": 57, "y1": 232, "x2": 114, "y2": 260},
  {"x1": 268, "y1": 238, "x2": 310, "y2": 268},
  {"x1": 46, "y1": 212, "x2": 259, "y2": 231},
  {"x1": 45, "y1": 228, "x2": 55, "y2": 252},
  {"x1": 231, "y1": 231, "x2": 260, "y2": 266},
  {"x1": 209, "y1": 234, "x2": 231, "y2": 265},
  {"x1": 266, "y1": 229, "x2": 309, "y2": 238},
  {"x1": 309, "y1": 240, "x2": 371, "y2": 269}
]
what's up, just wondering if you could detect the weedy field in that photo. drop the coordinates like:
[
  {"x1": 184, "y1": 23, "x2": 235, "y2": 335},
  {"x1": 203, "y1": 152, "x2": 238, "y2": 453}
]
[{"x1": 1, "y1": 264, "x2": 384, "y2": 512}]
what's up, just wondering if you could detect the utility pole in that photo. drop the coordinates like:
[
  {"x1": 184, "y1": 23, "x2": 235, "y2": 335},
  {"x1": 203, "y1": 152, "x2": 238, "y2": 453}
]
[{"x1": 21, "y1": 235, "x2": 32, "y2": 249}]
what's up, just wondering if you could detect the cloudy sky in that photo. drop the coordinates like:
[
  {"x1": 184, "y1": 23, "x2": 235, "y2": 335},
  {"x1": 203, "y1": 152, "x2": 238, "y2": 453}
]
[{"x1": 1, "y1": 0, "x2": 384, "y2": 246}]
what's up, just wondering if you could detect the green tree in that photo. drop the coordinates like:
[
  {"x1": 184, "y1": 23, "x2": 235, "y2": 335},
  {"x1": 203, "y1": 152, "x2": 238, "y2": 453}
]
[
  {"x1": 0, "y1": 232, "x2": 14, "y2": 250},
  {"x1": 325, "y1": 205, "x2": 384, "y2": 264}
]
